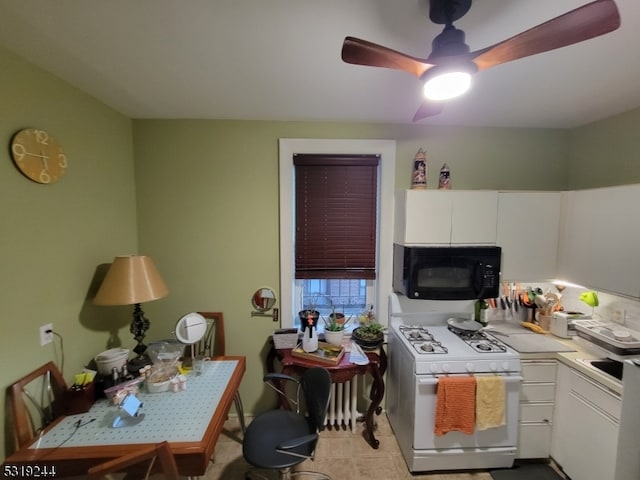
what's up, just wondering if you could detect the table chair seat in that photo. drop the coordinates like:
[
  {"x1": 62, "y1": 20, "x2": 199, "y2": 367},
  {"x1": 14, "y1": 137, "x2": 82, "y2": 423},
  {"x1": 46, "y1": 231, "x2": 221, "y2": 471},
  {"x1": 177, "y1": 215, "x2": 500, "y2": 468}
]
[{"x1": 243, "y1": 410, "x2": 313, "y2": 469}]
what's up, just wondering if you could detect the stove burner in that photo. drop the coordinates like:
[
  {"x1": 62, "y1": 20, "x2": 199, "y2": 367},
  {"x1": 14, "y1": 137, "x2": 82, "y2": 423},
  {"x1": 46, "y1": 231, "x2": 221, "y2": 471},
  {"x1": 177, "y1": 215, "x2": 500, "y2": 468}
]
[
  {"x1": 399, "y1": 326, "x2": 448, "y2": 354},
  {"x1": 448, "y1": 326, "x2": 508, "y2": 353},
  {"x1": 420, "y1": 343, "x2": 434, "y2": 353}
]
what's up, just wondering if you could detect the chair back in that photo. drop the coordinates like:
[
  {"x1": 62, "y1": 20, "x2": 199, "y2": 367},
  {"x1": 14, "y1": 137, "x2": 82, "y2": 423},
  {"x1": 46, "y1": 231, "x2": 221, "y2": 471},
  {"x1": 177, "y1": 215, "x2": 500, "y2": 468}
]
[
  {"x1": 300, "y1": 367, "x2": 331, "y2": 432},
  {"x1": 196, "y1": 311, "x2": 226, "y2": 356},
  {"x1": 87, "y1": 441, "x2": 179, "y2": 480},
  {"x1": 7, "y1": 361, "x2": 67, "y2": 452}
]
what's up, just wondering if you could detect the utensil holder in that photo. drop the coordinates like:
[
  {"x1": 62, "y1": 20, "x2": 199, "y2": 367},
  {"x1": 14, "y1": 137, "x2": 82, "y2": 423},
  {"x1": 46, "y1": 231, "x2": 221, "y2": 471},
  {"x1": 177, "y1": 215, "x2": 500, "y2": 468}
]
[{"x1": 64, "y1": 382, "x2": 96, "y2": 415}]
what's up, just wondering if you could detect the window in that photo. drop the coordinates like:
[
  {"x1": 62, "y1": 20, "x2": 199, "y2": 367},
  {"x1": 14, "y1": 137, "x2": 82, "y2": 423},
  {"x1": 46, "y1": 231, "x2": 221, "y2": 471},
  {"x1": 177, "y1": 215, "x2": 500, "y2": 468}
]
[
  {"x1": 293, "y1": 153, "x2": 378, "y2": 327},
  {"x1": 279, "y1": 139, "x2": 396, "y2": 330}
]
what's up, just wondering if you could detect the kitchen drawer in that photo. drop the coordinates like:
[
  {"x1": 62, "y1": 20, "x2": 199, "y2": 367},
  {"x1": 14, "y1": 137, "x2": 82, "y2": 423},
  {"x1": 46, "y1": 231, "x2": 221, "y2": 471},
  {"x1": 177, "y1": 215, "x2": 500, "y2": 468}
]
[
  {"x1": 517, "y1": 423, "x2": 552, "y2": 459},
  {"x1": 569, "y1": 369, "x2": 621, "y2": 421},
  {"x1": 521, "y1": 361, "x2": 557, "y2": 383},
  {"x1": 519, "y1": 402, "x2": 553, "y2": 423},
  {"x1": 521, "y1": 383, "x2": 555, "y2": 402}
]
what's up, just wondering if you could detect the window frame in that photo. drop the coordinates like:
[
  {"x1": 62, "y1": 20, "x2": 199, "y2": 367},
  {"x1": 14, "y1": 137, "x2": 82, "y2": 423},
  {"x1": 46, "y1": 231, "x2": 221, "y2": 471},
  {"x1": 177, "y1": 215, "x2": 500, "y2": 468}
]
[{"x1": 279, "y1": 139, "x2": 396, "y2": 329}]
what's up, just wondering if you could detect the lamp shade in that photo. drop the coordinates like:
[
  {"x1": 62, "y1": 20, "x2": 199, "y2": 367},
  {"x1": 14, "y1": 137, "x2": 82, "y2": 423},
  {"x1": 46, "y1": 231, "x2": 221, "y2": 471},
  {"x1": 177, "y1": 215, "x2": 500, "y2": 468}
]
[{"x1": 94, "y1": 255, "x2": 168, "y2": 306}]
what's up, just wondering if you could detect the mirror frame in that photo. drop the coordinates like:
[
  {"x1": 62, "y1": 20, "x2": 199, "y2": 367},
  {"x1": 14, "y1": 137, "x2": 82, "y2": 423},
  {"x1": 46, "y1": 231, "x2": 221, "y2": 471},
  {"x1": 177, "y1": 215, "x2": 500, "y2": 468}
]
[{"x1": 252, "y1": 287, "x2": 277, "y2": 312}]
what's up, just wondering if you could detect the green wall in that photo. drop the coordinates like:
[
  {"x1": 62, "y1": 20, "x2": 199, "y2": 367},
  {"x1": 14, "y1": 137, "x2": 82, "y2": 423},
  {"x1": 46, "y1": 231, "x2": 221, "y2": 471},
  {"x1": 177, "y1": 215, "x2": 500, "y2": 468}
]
[
  {"x1": 567, "y1": 108, "x2": 640, "y2": 188},
  {"x1": 2, "y1": 42, "x2": 639, "y2": 462},
  {"x1": 131, "y1": 120, "x2": 569, "y2": 415},
  {"x1": 0, "y1": 47, "x2": 137, "y2": 458}
]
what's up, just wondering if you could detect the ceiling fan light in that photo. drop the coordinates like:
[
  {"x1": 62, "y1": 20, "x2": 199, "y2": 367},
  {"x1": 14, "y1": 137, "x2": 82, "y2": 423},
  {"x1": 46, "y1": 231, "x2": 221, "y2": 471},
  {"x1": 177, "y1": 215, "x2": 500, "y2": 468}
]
[{"x1": 423, "y1": 71, "x2": 472, "y2": 101}]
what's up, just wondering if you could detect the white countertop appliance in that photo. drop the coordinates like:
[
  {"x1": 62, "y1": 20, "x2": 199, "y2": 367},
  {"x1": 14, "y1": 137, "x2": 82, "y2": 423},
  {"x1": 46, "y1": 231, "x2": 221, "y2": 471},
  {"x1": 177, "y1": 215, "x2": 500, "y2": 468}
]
[
  {"x1": 386, "y1": 294, "x2": 522, "y2": 473},
  {"x1": 549, "y1": 311, "x2": 590, "y2": 338},
  {"x1": 572, "y1": 318, "x2": 640, "y2": 383}
]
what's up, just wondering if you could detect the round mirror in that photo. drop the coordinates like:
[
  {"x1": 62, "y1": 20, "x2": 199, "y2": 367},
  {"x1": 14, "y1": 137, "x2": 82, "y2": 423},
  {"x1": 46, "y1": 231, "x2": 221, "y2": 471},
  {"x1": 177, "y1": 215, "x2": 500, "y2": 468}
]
[{"x1": 252, "y1": 288, "x2": 277, "y2": 312}]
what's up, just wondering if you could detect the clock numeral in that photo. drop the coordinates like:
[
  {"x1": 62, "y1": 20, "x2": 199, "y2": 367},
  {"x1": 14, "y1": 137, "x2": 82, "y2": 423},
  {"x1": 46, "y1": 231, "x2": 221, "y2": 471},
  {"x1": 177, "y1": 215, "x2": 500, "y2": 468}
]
[
  {"x1": 39, "y1": 170, "x2": 51, "y2": 184},
  {"x1": 11, "y1": 143, "x2": 26, "y2": 162},
  {"x1": 35, "y1": 129, "x2": 49, "y2": 145},
  {"x1": 58, "y1": 153, "x2": 68, "y2": 168}
]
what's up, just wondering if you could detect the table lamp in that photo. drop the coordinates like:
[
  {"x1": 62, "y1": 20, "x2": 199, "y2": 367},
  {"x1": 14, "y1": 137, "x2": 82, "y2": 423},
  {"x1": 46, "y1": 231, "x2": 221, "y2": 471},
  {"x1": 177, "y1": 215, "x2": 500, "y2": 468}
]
[{"x1": 94, "y1": 255, "x2": 169, "y2": 371}]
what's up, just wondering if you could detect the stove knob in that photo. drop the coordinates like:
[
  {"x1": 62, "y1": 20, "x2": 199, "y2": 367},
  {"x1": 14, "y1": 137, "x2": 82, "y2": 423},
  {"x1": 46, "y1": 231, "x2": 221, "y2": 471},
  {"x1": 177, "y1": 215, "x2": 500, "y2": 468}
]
[
  {"x1": 502, "y1": 361, "x2": 510, "y2": 371},
  {"x1": 430, "y1": 363, "x2": 438, "y2": 373},
  {"x1": 466, "y1": 363, "x2": 475, "y2": 373},
  {"x1": 490, "y1": 362, "x2": 498, "y2": 372},
  {"x1": 442, "y1": 364, "x2": 450, "y2": 373}
]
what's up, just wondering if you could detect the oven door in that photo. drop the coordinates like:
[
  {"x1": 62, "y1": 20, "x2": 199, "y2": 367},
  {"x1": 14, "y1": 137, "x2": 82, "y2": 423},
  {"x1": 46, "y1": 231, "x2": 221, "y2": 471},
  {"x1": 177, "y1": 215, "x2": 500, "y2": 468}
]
[{"x1": 413, "y1": 374, "x2": 521, "y2": 449}]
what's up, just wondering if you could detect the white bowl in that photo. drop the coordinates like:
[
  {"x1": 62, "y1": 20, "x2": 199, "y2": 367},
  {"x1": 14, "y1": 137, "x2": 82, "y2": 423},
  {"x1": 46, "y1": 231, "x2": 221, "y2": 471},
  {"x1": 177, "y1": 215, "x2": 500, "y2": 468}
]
[
  {"x1": 95, "y1": 348, "x2": 129, "y2": 375},
  {"x1": 96, "y1": 348, "x2": 129, "y2": 361},
  {"x1": 613, "y1": 330, "x2": 631, "y2": 341},
  {"x1": 146, "y1": 379, "x2": 171, "y2": 393}
]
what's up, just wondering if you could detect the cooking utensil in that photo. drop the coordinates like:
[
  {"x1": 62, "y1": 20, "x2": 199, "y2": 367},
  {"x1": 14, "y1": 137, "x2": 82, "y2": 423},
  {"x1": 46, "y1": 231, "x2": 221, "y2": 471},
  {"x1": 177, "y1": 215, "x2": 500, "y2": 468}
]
[{"x1": 447, "y1": 317, "x2": 483, "y2": 334}]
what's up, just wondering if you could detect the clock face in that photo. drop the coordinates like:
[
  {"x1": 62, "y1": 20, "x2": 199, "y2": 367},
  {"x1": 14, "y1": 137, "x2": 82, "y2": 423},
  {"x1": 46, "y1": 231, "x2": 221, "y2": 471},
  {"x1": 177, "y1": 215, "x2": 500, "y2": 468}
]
[{"x1": 10, "y1": 128, "x2": 68, "y2": 184}]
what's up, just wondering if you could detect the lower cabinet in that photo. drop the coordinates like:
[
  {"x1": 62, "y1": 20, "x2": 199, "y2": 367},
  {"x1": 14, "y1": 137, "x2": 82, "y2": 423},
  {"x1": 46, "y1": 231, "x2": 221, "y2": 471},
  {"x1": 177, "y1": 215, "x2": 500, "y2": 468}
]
[
  {"x1": 517, "y1": 360, "x2": 556, "y2": 459},
  {"x1": 551, "y1": 363, "x2": 621, "y2": 480}
]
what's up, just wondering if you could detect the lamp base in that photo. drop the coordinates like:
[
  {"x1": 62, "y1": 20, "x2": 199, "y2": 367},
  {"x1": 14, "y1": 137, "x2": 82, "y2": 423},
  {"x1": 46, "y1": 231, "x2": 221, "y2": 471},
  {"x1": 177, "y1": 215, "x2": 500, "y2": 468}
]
[{"x1": 127, "y1": 354, "x2": 152, "y2": 374}]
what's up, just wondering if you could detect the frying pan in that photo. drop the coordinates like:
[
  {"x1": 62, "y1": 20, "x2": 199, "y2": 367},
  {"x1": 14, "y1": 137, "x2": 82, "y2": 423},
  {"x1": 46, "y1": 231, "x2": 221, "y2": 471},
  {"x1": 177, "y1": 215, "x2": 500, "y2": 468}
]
[
  {"x1": 446, "y1": 317, "x2": 484, "y2": 334},
  {"x1": 447, "y1": 317, "x2": 510, "y2": 338}
]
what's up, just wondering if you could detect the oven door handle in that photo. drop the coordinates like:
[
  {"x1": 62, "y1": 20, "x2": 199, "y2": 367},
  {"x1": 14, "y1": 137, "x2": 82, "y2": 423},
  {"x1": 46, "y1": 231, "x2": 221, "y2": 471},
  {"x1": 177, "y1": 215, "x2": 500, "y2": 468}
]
[
  {"x1": 417, "y1": 377, "x2": 441, "y2": 386},
  {"x1": 418, "y1": 375, "x2": 523, "y2": 386}
]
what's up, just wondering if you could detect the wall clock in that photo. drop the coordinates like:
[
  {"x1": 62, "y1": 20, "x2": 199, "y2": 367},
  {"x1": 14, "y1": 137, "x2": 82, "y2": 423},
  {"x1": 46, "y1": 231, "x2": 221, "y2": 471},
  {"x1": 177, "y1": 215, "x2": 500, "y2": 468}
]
[{"x1": 10, "y1": 128, "x2": 68, "y2": 184}]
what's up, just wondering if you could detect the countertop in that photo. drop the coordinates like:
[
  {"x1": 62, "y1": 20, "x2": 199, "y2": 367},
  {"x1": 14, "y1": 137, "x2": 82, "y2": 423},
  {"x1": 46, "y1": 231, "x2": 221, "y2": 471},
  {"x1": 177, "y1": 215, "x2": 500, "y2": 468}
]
[{"x1": 488, "y1": 320, "x2": 622, "y2": 394}]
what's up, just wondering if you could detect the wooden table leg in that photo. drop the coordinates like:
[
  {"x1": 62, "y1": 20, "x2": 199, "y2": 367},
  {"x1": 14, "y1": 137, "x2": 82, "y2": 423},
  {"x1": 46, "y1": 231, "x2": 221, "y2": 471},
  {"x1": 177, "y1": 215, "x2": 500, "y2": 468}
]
[{"x1": 363, "y1": 362, "x2": 385, "y2": 449}]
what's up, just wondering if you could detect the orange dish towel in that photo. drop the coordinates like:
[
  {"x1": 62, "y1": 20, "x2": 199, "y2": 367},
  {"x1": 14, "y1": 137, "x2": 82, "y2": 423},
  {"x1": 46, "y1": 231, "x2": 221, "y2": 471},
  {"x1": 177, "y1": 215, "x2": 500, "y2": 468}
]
[
  {"x1": 434, "y1": 376, "x2": 476, "y2": 436},
  {"x1": 475, "y1": 375, "x2": 506, "y2": 430}
]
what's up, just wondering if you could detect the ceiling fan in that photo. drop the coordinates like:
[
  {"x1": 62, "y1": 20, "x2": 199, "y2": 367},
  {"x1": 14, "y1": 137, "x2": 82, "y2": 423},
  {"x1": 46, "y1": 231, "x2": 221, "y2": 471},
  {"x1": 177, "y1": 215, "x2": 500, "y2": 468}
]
[{"x1": 341, "y1": 0, "x2": 621, "y2": 122}]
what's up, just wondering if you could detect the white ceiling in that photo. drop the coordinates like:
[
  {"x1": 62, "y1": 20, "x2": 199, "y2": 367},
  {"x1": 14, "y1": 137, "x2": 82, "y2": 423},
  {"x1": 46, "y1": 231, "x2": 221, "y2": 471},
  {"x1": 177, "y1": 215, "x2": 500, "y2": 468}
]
[{"x1": 1, "y1": 0, "x2": 639, "y2": 128}]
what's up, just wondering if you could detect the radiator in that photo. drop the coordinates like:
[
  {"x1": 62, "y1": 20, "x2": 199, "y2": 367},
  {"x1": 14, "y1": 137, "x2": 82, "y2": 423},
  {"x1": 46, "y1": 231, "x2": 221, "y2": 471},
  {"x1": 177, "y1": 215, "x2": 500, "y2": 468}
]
[{"x1": 325, "y1": 378, "x2": 359, "y2": 432}]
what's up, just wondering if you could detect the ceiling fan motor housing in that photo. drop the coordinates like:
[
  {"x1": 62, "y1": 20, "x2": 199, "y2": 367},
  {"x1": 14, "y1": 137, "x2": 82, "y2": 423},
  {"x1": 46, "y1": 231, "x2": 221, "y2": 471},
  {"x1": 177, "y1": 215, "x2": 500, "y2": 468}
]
[
  {"x1": 429, "y1": 0, "x2": 472, "y2": 25},
  {"x1": 428, "y1": 26, "x2": 471, "y2": 60}
]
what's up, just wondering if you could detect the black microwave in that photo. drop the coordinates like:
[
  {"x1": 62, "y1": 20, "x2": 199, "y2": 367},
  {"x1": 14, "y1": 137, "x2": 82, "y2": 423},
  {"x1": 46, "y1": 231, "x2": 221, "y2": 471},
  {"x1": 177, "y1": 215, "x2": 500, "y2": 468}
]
[{"x1": 393, "y1": 244, "x2": 501, "y2": 300}]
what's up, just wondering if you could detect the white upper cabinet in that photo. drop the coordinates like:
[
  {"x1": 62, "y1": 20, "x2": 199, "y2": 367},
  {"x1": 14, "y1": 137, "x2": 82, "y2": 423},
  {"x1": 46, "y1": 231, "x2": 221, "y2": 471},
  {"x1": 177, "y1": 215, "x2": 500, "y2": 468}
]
[
  {"x1": 394, "y1": 190, "x2": 498, "y2": 245},
  {"x1": 497, "y1": 192, "x2": 562, "y2": 282},
  {"x1": 557, "y1": 184, "x2": 640, "y2": 298}
]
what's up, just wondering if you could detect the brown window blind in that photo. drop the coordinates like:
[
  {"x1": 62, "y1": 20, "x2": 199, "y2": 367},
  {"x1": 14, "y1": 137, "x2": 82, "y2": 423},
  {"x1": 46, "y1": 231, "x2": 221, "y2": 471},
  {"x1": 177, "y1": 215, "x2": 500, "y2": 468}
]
[{"x1": 294, "y1": 153, "x2": 379, "y2": 280}]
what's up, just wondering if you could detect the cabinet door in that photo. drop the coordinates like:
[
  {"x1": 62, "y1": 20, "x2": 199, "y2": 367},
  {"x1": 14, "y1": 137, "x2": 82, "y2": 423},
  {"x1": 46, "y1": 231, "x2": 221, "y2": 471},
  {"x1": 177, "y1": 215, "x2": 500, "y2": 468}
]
[
  {"x1": 563, "y1": 390, "x2": 619, "y2": 480},
  {"x1": 395, "y1": 190, "x2": 497, "y2": 245},
  {"x1": 550, "y1": 363, "x2": 571, "y2": 464},
  {"x1": 558, "y1": 185, "x2": 640, "y2": 298},
  {"x1": 395, "y1": 190, "x2": 452, "y2": 244},
  {"x1": 450, "y1": 191, "x2": 498, "y2": 244},
  {"x1": 552, "y1": 365, "x2": 621, "y2": 480},
  {"x1": 497, "y1": 192, "x2": 561, "y2": 281}
]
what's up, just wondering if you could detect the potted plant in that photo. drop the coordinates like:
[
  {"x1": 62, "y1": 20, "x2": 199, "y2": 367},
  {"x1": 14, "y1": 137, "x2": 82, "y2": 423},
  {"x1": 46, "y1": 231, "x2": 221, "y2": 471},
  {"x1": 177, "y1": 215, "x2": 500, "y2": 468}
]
[
  {"x1": 351, "y1": 305, "x2": 384, "y2": 350},
  {"x1": 322, "y1": 310, "x2": 352, "y2": 346}
]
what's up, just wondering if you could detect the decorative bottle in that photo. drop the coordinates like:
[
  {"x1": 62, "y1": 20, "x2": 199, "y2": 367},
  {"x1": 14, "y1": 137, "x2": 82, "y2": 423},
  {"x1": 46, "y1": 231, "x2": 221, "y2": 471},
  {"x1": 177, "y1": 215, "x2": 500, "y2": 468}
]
[
  {"x1": 438, "y1": 163, "x2": 451, "y2": 189},
  {"x1": 302, "y1": 324, "x2": 318, "y2": 352},
  {"x1": 411, "y1": 148, "x2": 427, "y2": 189}
]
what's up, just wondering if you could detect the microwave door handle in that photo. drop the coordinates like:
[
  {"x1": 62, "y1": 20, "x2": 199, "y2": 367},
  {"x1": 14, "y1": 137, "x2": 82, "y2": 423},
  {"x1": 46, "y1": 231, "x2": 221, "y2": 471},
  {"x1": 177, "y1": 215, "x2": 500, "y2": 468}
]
[{"x1": 473, "y1": 261, "x2": 486, "y2": 298}]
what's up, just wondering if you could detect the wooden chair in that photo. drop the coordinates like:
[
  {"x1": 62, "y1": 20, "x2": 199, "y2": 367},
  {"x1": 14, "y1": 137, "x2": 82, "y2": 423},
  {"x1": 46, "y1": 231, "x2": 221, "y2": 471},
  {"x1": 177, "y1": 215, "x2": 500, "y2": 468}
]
[
  {"x1": 195, "y1": 311, "x2": 225, "y2": 357},
  {"x1": 7, "y1": 361, "x2": 67, "y2": 453},
  {"x1": 196, "y1": 311, "x2": 246, "y2": 435},
  {"x1": 87, "y1": 441, "x2": 179, "y2": 480}
]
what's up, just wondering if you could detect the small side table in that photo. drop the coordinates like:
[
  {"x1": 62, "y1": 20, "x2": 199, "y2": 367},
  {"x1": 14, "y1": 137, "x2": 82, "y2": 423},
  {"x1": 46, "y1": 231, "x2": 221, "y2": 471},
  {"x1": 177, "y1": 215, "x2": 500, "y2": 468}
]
[{"x1": 266, "y1": 339, "x2": 387, "y2": 449}]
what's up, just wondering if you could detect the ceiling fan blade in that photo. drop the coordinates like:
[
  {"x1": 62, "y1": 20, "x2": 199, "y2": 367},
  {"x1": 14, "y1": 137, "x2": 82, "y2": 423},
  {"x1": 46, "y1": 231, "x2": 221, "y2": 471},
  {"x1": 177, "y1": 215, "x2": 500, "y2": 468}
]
[
  {"x1": 471, "y1": 0, "x2": 621, "y2": 71},
  {"x1": 413, "y1": 101, "x2": 445, "y2": 122},
  {"x1": 341, "y1": 36, "x2": 435, "y2": 78}
]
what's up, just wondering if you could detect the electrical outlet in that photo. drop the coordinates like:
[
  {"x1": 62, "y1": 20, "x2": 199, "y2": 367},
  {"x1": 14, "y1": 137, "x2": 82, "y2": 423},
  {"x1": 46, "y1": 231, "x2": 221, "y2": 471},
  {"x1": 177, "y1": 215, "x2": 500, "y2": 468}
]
[{"x1": 40, "y1": 323, "x2": 53, "y2": 346}]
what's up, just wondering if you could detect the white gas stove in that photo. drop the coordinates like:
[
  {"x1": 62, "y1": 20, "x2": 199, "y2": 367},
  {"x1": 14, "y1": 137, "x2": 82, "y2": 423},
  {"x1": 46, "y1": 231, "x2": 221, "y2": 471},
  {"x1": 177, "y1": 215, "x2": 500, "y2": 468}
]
[
  {"x1": 387, "y1": 294, "x2": 522, "y2": 473},
  {"x1": 391, "y1": 315, "x2": 521, "y2": 375}
]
